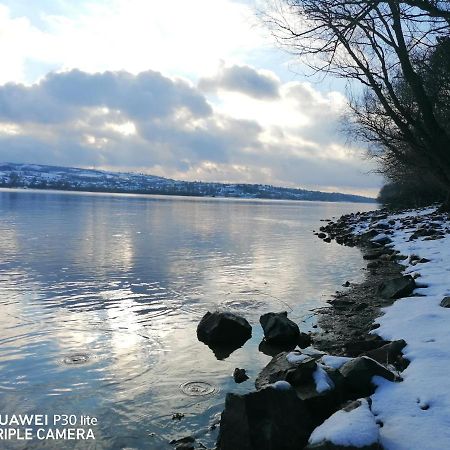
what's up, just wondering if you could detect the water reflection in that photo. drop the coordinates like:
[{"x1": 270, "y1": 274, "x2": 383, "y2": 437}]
[{"x1": 0, "y1": 189, "x2": 375, "y2": 449}]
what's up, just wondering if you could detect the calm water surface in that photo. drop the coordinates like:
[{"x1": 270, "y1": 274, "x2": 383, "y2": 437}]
[{"x1": 0, "y1": 190, "x2": 375, "y2": 449}]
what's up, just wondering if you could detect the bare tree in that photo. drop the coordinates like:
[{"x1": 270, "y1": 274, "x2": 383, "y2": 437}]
[{"x1": 264, "y1": 0, "x2": 450, "y2": 204}]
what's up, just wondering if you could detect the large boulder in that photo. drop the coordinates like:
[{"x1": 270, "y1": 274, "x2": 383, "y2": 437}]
[
  {"x1": 377, "y1": 275, "x2": 416, "y2": 299},
  {"x1": 197, "y1": 311, "x2": 251, "y2": 347},
  {"x1": 340, "y1": 356, "x2": 396, "y2": 398},
  {"x1": 440, "y1": 296, "x2": 450, "y2": 308},
  {"x1": 260, "y1": 311, "x2": 300, "y2": 345},
  {"x1": 217, "y1": 387, "x2": 314, "y2": 450}
]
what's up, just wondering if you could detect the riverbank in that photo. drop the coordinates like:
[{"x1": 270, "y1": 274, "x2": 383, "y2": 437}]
[
  {"x1": 210, "y1": 204, "x2": 450, "y2": 450},
  {"x1": 311, "y1": 205, "x2": 450, "y2": 449}
]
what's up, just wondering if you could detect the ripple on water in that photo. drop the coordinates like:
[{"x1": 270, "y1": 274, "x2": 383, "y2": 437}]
[{"x1": 180, "y1": 381, "x2": 218, "y2": 397}]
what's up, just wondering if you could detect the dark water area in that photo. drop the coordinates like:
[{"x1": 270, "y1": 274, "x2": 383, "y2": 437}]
[{"x1": 0, "y1": 189, "x2": 375, "y2": 449}]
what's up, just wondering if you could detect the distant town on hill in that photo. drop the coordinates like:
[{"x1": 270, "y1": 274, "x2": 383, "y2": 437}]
[{"x1": 0, "y1": 163, "x2": 376, "y2": 203}]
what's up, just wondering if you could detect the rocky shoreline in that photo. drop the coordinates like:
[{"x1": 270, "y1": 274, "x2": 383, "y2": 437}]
[{"x1": 173, "y1": 205, "x2": 450, "y2": 450}]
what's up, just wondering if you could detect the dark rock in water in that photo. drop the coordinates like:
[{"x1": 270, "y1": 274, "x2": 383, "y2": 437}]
[
  {"x1": 217, "y1": 388, "x2": 314, "y2": 450},
  {"x1": 318, "y1": 232, "x2": 327, "y2": 239},
  {"x1": 258, "y1": 339, "x2": 296, "y2": 357},
  {"x1": 363, "y1": 340, "x2": 408, "y2": 370},
  {"x1": 255, "y1": 351, "x2": 316, "y2": 390},
  {"x1": 440, "y1": 297, "x2": 450, "y2": 308},
  {"x1": 233, "y1": 368, "x2": 249, "y2": 384},
  {"x1": 197, "y1": 311, "x2": 251, "y2": 347},
  {"x1": 343, "y1": 281, "x2": 351, "y2": 287},
  {"x1": 340, "y1": 356, "x2": 396, "y2": 398},
  {"x1": 260, "y1": 311, "x2": 300, "y2": 345},
  {"x1": 377, "y1": 275, "x2": 416, "y2": 299}
]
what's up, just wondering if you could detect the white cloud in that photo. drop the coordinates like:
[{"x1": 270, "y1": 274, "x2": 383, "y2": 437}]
[
  {"x1": 0, "y1": 0, "x2": 267, "y2": 85},
  {"x1": 0, "y1": 69, "x2": 381, "y2": 195}
]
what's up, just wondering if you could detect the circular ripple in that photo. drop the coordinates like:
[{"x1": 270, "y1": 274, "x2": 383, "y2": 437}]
[
  {"x1": 62, "y1": 353, "x2": 91, "y2": 365},
  {"x1": 180, "y1": 381, "x2": 217, "y2": 397}
]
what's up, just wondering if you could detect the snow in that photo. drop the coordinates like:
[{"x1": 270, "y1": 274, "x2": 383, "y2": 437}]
[
  {"x1": 346, "y1": 206, "x2": 450, "y2": 449},
  {"x1": 286, "y1": 351, "x2": 310, "y2": 364},
  {"x1": 313, "y1": 364, "x2": 335, "y2": 393},
  {"x1": 321, "y1": 355, "x2": 352, "y2": 369},
  {"x1": 308, "y1": 399, "x2": 380, "y2": 447},
  {"x1": 271, "y1": 380, "x2": 292, "y2": 390}
]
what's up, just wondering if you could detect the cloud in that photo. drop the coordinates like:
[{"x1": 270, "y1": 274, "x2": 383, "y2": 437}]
[
  {"x1": 0, "y1": 68, "x2": 381, "y2": 196},
  {"x1": 199, "y1": 64, "x2": 280, "y2": 99}
]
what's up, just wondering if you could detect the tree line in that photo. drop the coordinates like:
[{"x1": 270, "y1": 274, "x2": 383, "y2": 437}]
[{"x1": 264, "y1": 0, "x2": 450, "y2": 209}]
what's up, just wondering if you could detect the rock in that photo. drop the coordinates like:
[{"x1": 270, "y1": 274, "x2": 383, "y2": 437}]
[
  {"x1": 318, "y1": 232, "x2": 327, "y2": 239},
  {"x1": 352, "y1": 302, "x2": 369, "y2": 312},
  {"x1": 372, "y1": 236, "x2": 392, "y2": 246},
  {"x1": 259, "y1": 311, "x2": 300, "y2": 345},
  {"x1": 340, "y1": 356, "x2": 397, "y2": 398},
  {"x1": 363, "y1": 250, "x2": 385, "y2": 260},
  {"x1": 255, "y1": 351, "x2": 317, "y2": 390},
  {"x1": 344, "y1": 336, "x2": 388, "y2": 357},
  {"x1": 233, "y1": 368, "x2": 249, "y2": 384},
  {"x1": 343, "y1": 281, "x2": 351, "y2": 287},
  {"x1": 217, "y1": 388, "x2": 314, "y2": 450},
  {"x1": 328, "y1": 298, "x2": 354, "y2": 307},
  {"x1": 197, "y1": 311, "x2": 252, "y2": 347},
  {"x1": 298, "y1": 332, "x2": 313, "y2": 348},
  {"x1": 377, "y1": 275, "x2": 416, "y2": 299},
  {"x1": 440, "y1": 296, "x2": 450, "y2": 308},
  {"x1": 367, "y1": 261, "x2": 380, "y2": 269},
  {"x1": 170, "y1": 436, "x2": 195, "y2": 446},
  {"x1": 172, "y1": 413, "x2": 185, "y2": 420},
  {"x1": 363, "y1": 340, "x2": 408, "y2": 370}
]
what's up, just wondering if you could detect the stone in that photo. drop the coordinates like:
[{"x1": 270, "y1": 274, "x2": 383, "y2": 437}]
[
  {"x1": 440, "y1": 296, "x2": 450, "y2": 308},
  {"x1": 340, "y1": 356, "x2": 396, "y2": 398},
  {"x1": 197, "y1": 311, "x2": 252, "y2": 346},
  {"x1": 197, "y1": 312, "x2": 252, "y2": 359},
  {"x1": 255, "y1": 351, "x2": 317, "y2": 390},
  {"x1": 298, "y1": 332, "x2": 313, "y2": 349},
  {"x1": 233, "y1": 368, "x2": 249, "y2": 384},
  {"x1": 260, "y1": 311, "x2": 300, "y2": 345},
  {"x1": 377, "y1": 275, "x2": 416, "y2": 299},
  {"x1": 363, "y1": 340, "x2": 408, "y2": 371},
  {"x1": 363, "y1": 250, "x2": 385, "y2": 260},
  {"x1": 344, "y1": 336, "x2": 388, "y2": 357},
  {"x1": 217, "y1": 388, "x2": 314, "y2": 450}
]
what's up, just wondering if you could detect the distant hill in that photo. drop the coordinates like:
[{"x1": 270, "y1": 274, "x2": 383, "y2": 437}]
[{"x1": 0, "y1": 163, "x2": 376, "y2": 203}]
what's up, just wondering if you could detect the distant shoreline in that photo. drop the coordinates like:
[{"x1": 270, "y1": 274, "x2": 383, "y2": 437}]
[
  {"x1": 0, "y1": 163, "x2": 377, "y2": 204},
  {"x1": 0, "y1": 185, "x2": 377, "y2": 204}
]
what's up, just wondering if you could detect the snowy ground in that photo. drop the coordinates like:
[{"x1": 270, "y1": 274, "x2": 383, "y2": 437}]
[{"x1": 346, "y1": 206, "x2": 450, "y2": 450}]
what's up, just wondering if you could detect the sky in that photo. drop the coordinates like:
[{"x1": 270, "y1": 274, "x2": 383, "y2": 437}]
[{"x1": 0, "y1": 0, "x2": 382, "y2": 196}]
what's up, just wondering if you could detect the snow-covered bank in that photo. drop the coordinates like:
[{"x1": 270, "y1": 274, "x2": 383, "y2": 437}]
[{"x1": 345, "y1": 206, "x2": 450, "y2": 450}]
